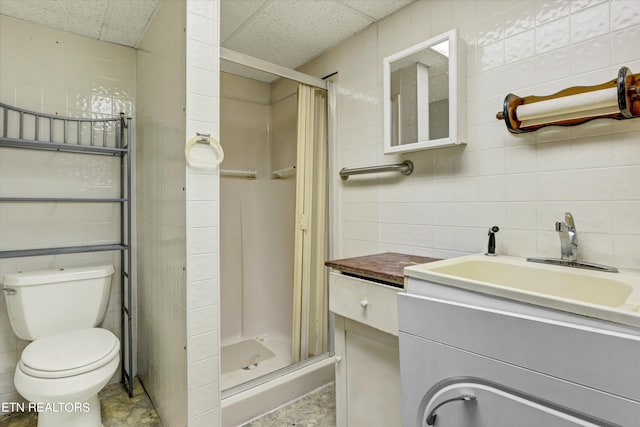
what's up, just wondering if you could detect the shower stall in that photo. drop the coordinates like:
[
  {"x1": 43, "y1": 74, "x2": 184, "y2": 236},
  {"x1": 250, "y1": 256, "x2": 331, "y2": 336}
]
[
  {"x1": 219, "y1": 71, "x2": 298, "y2": 389},
  {"x1": 219, "y1": 51, "x2": 334, "y2": 425}
]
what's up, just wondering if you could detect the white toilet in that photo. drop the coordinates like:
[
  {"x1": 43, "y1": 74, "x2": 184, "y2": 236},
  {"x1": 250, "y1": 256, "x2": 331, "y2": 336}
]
[{"x1": 2, "y1": 264, "x2": 120, "y2": 427}]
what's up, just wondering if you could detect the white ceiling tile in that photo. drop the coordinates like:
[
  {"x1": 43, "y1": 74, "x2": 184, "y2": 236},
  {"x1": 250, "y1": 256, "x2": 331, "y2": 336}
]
[
  {"x1": 101, "y1": 0, "x2": 160, "y2": 47},
  {"x1": 341, "y1": 0, "x2": 414, "y2": 20},
  {"x1": 223, "y1": 0, "x2": 374, "y2": 69},
  {"x1": 221, "y1": 0, "x2": 269, "y2": 42},
  {"x1": 1, "y1": 0, "x2": 417, "y2": 74},
  {"x1": 0, "y1": 0, "x2": 108, "y2": 40}
]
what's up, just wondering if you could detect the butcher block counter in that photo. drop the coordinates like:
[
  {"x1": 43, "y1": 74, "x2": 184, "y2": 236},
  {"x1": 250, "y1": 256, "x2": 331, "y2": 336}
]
[{"x1": 325, "y1": 252, "x2": 440, "y2": 289}]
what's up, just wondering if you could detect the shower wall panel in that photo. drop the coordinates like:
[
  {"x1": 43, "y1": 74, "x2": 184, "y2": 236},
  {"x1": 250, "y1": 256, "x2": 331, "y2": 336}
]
[
  {"x1": 259, "y1": 86, "x2": 297, "y2": 340},
  {"x1": 220, "y1": 72, "x2": 296, "y2": 345},
  {"x1": 220, "y1": 72, "x2": 271, "y2": 342}
]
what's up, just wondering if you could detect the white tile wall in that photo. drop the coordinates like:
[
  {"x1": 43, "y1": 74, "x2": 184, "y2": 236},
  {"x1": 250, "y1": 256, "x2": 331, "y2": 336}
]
[
  {"x1": 185, "y1": 1, "x2": 221, "y2": 426},
  {"x1": 0, "y1": 16, "x2": 136, "y2": 410},
  {"x1": 299, "y1": 0, "x2": 640, "y2": 271},
  {"x1": 135, "y1": 0, "x2": 188, "y2": 426}
]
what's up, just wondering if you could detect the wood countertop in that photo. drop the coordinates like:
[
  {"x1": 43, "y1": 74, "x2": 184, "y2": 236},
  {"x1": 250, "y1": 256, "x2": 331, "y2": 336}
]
[{"x1": 325, "y1": 252, "x2": 441, "y2": 287}]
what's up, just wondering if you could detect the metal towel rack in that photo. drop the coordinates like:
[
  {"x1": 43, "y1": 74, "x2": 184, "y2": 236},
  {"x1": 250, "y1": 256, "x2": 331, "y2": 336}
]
[{"x1": 339, "y1": 160, "x2": 413, "y2": 180}]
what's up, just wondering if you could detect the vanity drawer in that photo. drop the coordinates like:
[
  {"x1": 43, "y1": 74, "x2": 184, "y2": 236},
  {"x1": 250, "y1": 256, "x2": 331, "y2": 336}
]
[{"x1": 329, "y1": 271, "x2": 400, "y2": 335}]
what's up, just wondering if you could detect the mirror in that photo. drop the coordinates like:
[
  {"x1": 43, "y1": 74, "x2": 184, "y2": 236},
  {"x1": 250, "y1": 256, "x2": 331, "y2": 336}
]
[{"x1": 383, "y1": 29, "x2": 465, "y2": 154}]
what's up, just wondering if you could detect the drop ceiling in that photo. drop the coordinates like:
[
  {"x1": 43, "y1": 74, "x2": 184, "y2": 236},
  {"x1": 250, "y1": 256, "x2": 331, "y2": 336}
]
[
  {"x1": 0, "y1": 0, "x2": 415, "y2": 73},
  {"x1": 0, "y1": 0, "x2": 161, "y2": 47},
  {"x1": 222, "y1": 0, "x2": 415, "y2": 70}
]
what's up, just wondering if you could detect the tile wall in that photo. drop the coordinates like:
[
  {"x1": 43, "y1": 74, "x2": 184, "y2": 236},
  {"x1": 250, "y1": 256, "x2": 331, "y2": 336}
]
[
  {"x1": 185, "y1": 1, "x2": 221, "y2": 426},
  {"x1": 300, "y1": 0, "x2": 640, "y2": 271},
  {"x1": 135, "y1": 0, "x2": 188, "y2": 426},
  {"x1": 0, "y1": 2, "x2": 222, "y2": 425},
  {"x1": 0, "y1": 16, "x2": 136, "y2": 409}
]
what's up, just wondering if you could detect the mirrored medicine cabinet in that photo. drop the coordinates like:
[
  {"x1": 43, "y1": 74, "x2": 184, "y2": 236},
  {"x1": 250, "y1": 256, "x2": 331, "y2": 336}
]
[{"x1": 383, "y1": 28, "x2": 465, "y2": 154}]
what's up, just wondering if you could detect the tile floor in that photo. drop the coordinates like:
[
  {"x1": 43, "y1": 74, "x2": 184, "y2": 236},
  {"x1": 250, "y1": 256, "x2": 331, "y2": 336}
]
[
  {"x1": 0, "y1": 378, "x2": 162, "y2": 427},
  {"x1": 0, "y1": 380, "x2": 336, "y2": 427},
  {"x1": 242, "y1": 382, "x2": 336, "y2": 427}
]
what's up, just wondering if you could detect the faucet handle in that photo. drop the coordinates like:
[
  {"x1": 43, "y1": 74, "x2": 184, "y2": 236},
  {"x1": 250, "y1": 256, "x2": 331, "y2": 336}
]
[
  {"x1": 557, "y1": 212, "x2": 578, "y2": 261},
  {"x1": 564, "y1": 212, "x2": 575, "y2": 228}
]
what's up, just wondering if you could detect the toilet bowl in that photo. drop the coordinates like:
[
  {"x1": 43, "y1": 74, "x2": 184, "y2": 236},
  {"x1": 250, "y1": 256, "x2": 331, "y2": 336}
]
[
  {"x1": 2, "y1": 265, "x2": 119, "y2": 427},
  {"x1": 14, "y1": 328, "x2": 120, "y2": 427}
]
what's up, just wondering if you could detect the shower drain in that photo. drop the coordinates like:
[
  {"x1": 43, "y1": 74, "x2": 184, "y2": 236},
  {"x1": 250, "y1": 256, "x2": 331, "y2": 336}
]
[{"x1": 242, "y1": 363, "x2": 258, "y2": 370}]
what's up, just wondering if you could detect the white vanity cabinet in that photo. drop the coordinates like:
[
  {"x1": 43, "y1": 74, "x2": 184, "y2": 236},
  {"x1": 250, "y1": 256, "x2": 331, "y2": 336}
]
[
  {"x1": 398, "y1": 278, "x2": 640, "y2": 427},
  {"x1": 329, "y1": 271, "x2": 402, "y2": 427}
]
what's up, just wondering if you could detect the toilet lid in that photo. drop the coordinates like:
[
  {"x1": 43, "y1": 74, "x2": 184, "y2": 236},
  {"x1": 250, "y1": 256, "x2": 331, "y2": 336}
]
[{"x1": 20, "y1": 328, "x2": 119, "y2": 379}]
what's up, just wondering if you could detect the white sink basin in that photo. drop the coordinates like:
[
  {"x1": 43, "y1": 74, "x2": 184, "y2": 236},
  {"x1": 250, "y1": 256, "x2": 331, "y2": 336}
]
[{"x1": 405, "y1": 254, "x2": 640, "y2": 328}]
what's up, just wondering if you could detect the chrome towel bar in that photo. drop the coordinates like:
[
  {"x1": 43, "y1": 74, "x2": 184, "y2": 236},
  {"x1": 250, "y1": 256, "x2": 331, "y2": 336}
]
[{"x1": 339, "y1": 160, "x2": 413, "y2": 180}]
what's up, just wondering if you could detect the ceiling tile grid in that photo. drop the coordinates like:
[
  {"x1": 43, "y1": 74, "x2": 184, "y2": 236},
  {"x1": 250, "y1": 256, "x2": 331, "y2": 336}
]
[
  {"x1": 0, "y1": 0, "x2": 108, "y2": 40},
  {"x1": 0, "y1": 0, "x2": 159, "y2": 47},
  {"x1": 221, "y1": 0, "x2": 268, "y2": 41},
  {"x1": 223, "y1": 0, "x2": 375, "y2": 69},
  {"x1": 1, "y1": 0, "x2": 416, "y2": 70},
  {"x1": 221, "y1": 0, "x2": 415, "y2": 69},
  {"x1": 341, "y1": 0, "x2": 415, "y2": 20},
  {"x1": 101, "y1": 0, "x2": 161, "y2": 47}
]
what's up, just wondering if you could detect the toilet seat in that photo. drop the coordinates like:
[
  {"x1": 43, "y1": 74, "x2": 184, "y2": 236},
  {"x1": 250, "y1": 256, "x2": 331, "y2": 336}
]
[{"x1": 19, "y1": 328, "x2": 119, "y2": 379}]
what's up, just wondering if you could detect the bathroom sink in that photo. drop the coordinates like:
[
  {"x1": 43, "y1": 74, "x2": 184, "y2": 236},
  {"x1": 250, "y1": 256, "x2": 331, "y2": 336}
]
[{"x1": 404, "y1": 254, "x2": 640, "y2": 328}]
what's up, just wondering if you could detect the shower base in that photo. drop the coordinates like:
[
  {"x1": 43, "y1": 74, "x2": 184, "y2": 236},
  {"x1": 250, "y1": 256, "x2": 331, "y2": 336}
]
[
  {"x1": 222, "y1": 355, "x2": 334, "y2": 427},
  {"x1": 221, "y1": 338, "x2": 276, "y2": 374},
  {"x1": 221, "y1": 332, "x2": 292, "y2": 390}
]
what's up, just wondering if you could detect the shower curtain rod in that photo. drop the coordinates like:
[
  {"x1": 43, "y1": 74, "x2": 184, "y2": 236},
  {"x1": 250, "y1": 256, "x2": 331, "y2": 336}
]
[{"x1": 221, "y1": 48, "x2": 328, "y2": 90}]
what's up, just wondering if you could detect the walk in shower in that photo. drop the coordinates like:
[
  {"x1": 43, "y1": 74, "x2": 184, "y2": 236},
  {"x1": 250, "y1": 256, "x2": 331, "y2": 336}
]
[
  {"x1": 219, "y1": 69, "x2": 298, "y2": 389},
  {"x1": 219, "y1": 51, "x2": 333, "y2": 426}
]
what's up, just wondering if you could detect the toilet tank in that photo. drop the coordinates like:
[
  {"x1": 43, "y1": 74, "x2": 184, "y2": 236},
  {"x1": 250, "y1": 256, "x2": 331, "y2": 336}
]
[{"x1": 2, "y1": 265, "x2": 115, "y2": 340}]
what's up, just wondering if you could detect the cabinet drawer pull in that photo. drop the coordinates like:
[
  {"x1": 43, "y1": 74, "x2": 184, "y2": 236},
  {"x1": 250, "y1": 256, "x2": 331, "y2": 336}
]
[
  {"x1": 426, "y1": 395, "x2": 476, "y2": 425},
  {"x1": 360, "y1": 299, "x2": 368, "y2": 308}
]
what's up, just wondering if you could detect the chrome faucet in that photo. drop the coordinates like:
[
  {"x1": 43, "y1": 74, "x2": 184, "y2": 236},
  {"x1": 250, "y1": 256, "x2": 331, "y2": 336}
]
[
  {"x1": 556, "y1": 212, "x2": 578, "y2": 261},
  {"x1": 527, "y1": 212, "x2": 618, "y2": 273}
]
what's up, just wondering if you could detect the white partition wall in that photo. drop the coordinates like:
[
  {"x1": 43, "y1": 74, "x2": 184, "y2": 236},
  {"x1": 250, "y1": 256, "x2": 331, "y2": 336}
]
[
  {"x1": 136, "y1": 0, "x2": 188, "y2": 426},
  {"x1": 185, "y1": 1, "x2": 222, "y2": 426},
  {"x1": 138, "y1": 1, "x2": 220, "y2": 425}
]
